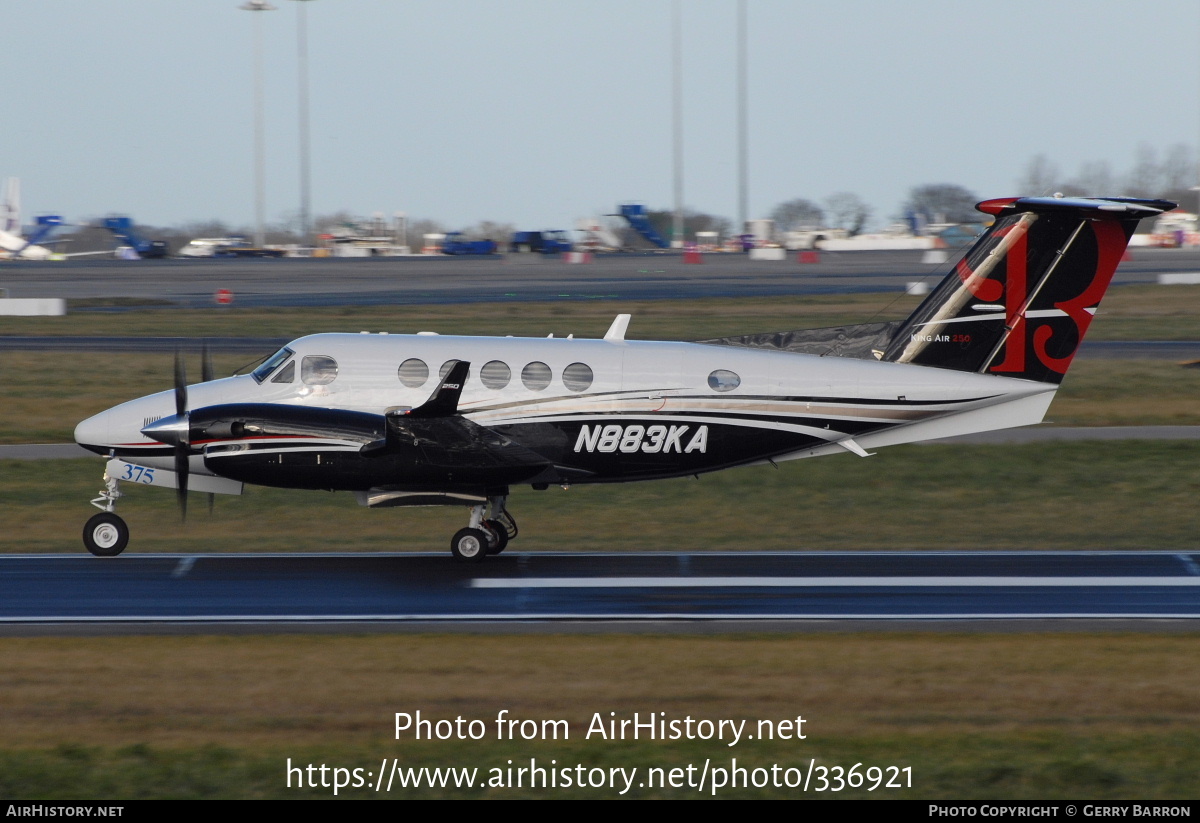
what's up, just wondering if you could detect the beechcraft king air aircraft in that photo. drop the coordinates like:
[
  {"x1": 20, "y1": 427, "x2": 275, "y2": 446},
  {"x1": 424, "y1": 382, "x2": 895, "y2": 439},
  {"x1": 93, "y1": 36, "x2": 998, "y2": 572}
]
[{"x1": 74, "y1": 196, "x2": 1174, "y2": 560}]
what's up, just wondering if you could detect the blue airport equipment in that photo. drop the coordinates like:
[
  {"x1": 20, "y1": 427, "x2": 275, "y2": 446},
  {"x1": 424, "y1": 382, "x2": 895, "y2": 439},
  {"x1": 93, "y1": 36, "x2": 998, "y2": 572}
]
[
  {"x1": 617, "y1": 204, "x2": 669, "y2": 248},
  {"x1": 102, "y1": 217, "x2": 169, "y2": 259},
  {"x1": 509, "y1": 230, "x2": 572, "y2": 254},
  {"x1": 442, "y1": 232, "x2": 498, "y2": 255}
]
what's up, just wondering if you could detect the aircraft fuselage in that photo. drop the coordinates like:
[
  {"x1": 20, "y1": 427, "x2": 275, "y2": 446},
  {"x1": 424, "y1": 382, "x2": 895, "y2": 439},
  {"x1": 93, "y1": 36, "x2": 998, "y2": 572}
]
[{"x1": 76, "y1": 331, "x2": 1053, "y2": 496}]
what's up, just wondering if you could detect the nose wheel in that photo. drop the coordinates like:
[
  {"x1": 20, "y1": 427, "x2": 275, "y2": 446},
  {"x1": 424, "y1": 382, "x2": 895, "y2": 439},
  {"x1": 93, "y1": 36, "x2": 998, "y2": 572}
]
[{"x1": 84, "y1": 512, "x2": 129, "y2": 557}]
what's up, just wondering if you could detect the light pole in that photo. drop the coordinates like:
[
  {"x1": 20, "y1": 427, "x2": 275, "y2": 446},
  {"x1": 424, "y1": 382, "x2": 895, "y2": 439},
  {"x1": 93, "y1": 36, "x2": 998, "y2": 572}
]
[
  {"x1": 291, "y1": 0, "x2": 315, "y2": 249},
  {"x1": 671, "y1": 0, "x2": 684, "y2": 248},
  {"x1": 241, "y1": 0, "x2": 276, "y2": 249},
  {"x1": 736, "y1": 0, "x2": 748, "y2": 232}
]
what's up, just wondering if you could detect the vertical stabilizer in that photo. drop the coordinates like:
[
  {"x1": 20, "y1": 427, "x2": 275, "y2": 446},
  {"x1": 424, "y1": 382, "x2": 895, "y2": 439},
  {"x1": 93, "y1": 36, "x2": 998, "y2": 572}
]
[
  {"x1": 883, "y1": 196, "x2": 1174, "y2": 384},
  {"x1": 1, "y1": 178, "x2": 20, "y2": 236}
]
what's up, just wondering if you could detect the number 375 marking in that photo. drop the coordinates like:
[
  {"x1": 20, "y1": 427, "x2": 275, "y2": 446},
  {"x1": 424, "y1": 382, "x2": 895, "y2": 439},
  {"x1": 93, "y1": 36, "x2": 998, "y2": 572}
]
[{"x1": 121, "y1": 464, "x2": 156, "y2": 484}]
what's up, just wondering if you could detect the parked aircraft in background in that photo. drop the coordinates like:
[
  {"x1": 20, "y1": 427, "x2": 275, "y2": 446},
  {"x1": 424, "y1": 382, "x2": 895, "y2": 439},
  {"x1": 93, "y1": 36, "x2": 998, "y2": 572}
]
[
  {"x1": 0, "y1": 178, "x2": 62, "y2": 260},
  {"x1": 74, "y1": 196, "x2": 1174, "y2": 560},
  {"x1": 1, "y1": 178, "x2": 18, "y2": 235}
]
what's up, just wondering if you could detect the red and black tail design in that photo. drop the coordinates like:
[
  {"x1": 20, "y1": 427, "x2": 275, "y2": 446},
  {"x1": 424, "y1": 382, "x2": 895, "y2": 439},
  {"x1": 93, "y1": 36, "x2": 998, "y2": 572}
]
[{"x1": 883, "y1": 196, "x2": 1175, "y2": 383}]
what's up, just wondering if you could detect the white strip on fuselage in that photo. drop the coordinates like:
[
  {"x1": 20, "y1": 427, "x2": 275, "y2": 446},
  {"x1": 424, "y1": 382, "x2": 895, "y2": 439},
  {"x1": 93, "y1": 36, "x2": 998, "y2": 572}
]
[{"x1": 916, "y1": 307, "x2": 1096, "y2": 327}]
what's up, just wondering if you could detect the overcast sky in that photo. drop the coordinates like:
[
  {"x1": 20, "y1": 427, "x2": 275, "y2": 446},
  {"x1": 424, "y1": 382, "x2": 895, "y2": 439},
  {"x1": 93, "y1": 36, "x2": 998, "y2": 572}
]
[{"x1": 3, "y1": 1, "x2": 1198, "y2": 232}]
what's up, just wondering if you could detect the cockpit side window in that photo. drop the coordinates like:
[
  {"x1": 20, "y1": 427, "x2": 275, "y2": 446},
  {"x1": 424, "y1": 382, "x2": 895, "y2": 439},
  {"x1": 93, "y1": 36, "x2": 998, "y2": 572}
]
[
  {"x1": 302, "y1": 355, "x2": 339, "y2": 385},
  {"x1": 252, "y1": 347, "x2": 294, "y2": 383},
  {"x1": 271, "y1": 360, "x2": 296, "y2": 383}
]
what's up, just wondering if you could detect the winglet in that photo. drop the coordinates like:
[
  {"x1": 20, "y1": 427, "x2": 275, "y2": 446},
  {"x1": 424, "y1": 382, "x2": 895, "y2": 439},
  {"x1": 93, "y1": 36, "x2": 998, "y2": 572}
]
[
  {"x1": 604, "y1": 314, "x2": 631, "y2": 341},
  {"x1": 837, "y1": 437, "x2": 875, "y2": 458},
  {"x1": 406, "y1": 360, "x2": 470, "y2": 418}
]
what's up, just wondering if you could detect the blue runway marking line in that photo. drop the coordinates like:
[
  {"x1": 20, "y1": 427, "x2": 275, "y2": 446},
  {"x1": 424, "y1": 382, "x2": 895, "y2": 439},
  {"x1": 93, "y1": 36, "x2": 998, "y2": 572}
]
[
  {"x1": 171, "y1": 556, "x2": 197, "y2": 578},
  {"x1": 1177, "y1": 554, "x2": 1200, "y2": 576},
  {"x1": 471, "y1": 576, "x2": 1200, "y2": 589}
]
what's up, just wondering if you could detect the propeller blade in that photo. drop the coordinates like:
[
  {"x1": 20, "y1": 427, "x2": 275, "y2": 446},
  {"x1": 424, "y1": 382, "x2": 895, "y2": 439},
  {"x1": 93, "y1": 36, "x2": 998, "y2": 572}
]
[
  {"x1": 174, "y1": 348, "x2": 187, "y2": 418},
  {"x1": 173, "y1": 348, "x2": 190, "y2": 521},
  {"x1": 206, "y1": 492, "x2": 215, "y2": 517},
  {"x1": 201, "y1": 340, "x2": 214, "y2": 383},
  {"x1": 175, "y1": 443, "x2": 189, "y2": 521}
]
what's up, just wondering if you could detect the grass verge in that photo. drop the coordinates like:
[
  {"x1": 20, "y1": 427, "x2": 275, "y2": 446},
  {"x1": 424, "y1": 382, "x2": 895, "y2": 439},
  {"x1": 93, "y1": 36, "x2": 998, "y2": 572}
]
[
  {"x1": 1, "y1": 633, "x2": 1197, "y2": 799},
  {"x1": 5, "y1": 441, "x2": 1200, "y2": 553}
]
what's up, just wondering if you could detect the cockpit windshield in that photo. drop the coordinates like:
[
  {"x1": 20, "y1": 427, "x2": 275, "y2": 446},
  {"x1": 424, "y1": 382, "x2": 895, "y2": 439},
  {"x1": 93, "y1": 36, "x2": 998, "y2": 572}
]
[{"x1": 251, "y1": 347, "x2": 295, "y2": 383}]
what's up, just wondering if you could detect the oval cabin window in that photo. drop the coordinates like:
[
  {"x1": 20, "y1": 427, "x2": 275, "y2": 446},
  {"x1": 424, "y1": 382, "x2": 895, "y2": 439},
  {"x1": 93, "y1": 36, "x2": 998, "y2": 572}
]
[
  {"x1": 302, "y1": 355, "x2": 339, "y2": 386},
  {"x1": 521, "y1": 361, "x2": 552, "y2": 391},
  {"x1": 481, "y1": 360, "x2": 511, "y2": 390},
  {"x1": 708, "y1": 369, "x2": 740, "y2": 392},
  {"x1": 562, "y1": 362, "x2": 593, "y2": 392},
  {"x1": 397, "y1": 358, "x2": 428, "y2": 388}
]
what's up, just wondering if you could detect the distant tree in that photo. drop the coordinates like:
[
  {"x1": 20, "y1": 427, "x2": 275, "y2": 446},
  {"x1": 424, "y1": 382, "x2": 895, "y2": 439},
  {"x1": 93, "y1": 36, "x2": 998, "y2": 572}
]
[
  {"x1": 1157, "y1": 143, "x2": 1195, "y2": 205},
  {"x1": 1017, "y1": 145, "x2": 1196, "y2": 205},
  {"x1": 645, "y1": 208, "x2": 733, "y2": 243},
  {"x1": 683, "y1": 210, "x2": 732, "y2": 238},
  {"x1": 312, "y1": 210, "x2": 361, "y2": 236},
  {"x1": 824, "y1": 192, "x2": 870, "y2": 235},
  {"x1": 48, "y1": 222, "x2": 121, "y2": 256},
  {"x1": 904, "y1": 183, "x2": 979, "y2": 224},
  {"x1": 461, "y1": 220, "x2": 514, "y2": 242},
  {"x1": 1124, "y1": 144, "x2": 1165, "y2": 199},
  {"x1": 179, "y1": 219, "x2": 235, "y2": 238},
  {"x1": 1015, "y1": 154, "x2": 1061, "y2": 196},
  {"x1": 406, "y1": 218, "x2": 447, "y2": 245},
  {"x1": 1063, "y1": 160, "x2": 1115, "y2": 197},
  {"x1": 769, "y1": 198, "x2": 825, "y2": 232}
]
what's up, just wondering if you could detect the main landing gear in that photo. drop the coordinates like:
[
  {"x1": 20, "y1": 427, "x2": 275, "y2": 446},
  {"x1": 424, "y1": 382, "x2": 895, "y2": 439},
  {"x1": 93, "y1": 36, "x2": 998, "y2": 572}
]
[
  {"x1": 84, "y1": 468, "x2": 129, "y2": 557},
  {"x1": 450, "y1": 496, "x2": 518, "y2": 563}
]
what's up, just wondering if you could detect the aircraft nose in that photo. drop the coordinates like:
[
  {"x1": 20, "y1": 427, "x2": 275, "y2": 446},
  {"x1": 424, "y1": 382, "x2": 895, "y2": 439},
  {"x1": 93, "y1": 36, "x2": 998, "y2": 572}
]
[{"x1": 74, "y1": 410, "x2": 112, "y2": 455}]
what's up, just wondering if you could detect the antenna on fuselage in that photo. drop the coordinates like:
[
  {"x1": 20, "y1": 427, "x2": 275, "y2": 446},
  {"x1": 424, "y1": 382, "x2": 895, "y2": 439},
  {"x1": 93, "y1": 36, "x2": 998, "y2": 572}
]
[{"x1": 604, "y1": 314, "x2": 631, "y2": 341}]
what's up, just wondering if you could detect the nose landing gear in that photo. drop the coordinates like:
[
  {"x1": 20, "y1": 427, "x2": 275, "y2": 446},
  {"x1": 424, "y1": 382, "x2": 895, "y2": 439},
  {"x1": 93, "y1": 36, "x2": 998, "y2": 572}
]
[{"x1": 84, "y1": 468, "x2": 128, "y2": 557}]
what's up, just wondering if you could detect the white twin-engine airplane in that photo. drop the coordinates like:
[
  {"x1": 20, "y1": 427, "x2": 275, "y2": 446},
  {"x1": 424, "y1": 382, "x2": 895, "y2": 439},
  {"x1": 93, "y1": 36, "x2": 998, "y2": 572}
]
[{"x1": 75, "y1": 196, "x2": 1174, "y2": 561}]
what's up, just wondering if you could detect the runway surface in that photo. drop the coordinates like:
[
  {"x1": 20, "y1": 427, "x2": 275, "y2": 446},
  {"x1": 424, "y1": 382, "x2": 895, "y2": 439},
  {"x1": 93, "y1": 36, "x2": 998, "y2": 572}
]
[
  {"x1": 4, "y1": 248, "x2": 1200, "y2": 308},
  {"x1": 2, "y1": 551, "x2": 1199, "y2": 629}
]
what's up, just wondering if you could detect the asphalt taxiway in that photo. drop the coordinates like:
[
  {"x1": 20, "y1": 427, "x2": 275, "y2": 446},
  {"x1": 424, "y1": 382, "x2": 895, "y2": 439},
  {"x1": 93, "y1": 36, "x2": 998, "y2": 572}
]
[
  {"x1": 2, "y1": 551, "x2": 1198, "y2": 634},
  {"x1": 4, "y1": 247, "x2": 1200, "y2": 308}
]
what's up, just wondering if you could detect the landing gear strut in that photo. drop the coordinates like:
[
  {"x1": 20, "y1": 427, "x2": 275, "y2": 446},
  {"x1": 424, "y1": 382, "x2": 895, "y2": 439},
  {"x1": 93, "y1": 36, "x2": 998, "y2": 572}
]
[
  {"x1": 450, "y1": 495, "x2": 516, "y2": 562},
  {"x1": 84, "y1": 467, "x2": 128, "y2": 557}
]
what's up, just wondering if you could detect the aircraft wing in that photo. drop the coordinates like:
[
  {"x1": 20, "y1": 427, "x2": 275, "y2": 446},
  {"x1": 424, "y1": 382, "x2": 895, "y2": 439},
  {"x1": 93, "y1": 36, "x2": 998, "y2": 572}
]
[
  {"x1": 374, "y1": 413, "x2": 552, "y2": 471},
  {"x1": 183, "y1": 401, "x2": 550, "y2": 471},
  {"x1": 185, "y1": 358, "x2": 555, "y2": 488}
]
